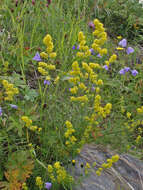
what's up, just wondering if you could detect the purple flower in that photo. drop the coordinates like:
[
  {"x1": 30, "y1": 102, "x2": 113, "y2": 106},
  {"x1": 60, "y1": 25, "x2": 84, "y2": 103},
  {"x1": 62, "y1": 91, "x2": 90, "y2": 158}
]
[
  {"x1": 126, "y1": 47, "x2": 134, "y2": 55},
  {"x1": 97, "y1": 54, "x2": 102, "y2": 58},
  {"x1": 77, "y1": 45, "x2": 79, "y2": 50},
  {"x1": 9, "y1": 104, "x2": 18, "y2": 109},
  {"x1": 88, "y1": 21, "x2": 95, "y2": 29},
  {"x1": 124, "y1": 67, "x2": 130, "y2": 72},
  {"x1": 118, "y1": 39, "x2": 127, "y2": 48},
  {"x1": 45, "y1": 182, "x2": 52, "y2": 190},
  {"x1": 0, "y1": 107, "x2": 2, "y2": 116},
  {"x1": 103, "y1": 65, "x2": 108, "y2": 71},
  {"x1": 72, "y1": 45, "x2": 76, "y2": 50},
  {"x1": 44, "y1": 80, "x2": 51, "y2": 85},
  {"x1": 119, "y1": 69, "x2": 126, "y2": 75},
  {"x1": 89, "y1": 48, "x2": 95, "y2": 55},
  {"x1": 131, "y1": 69, "x2": 138, "y2": 76},
  {"x1": 33, "y1": 52, "x2": 42, "y2": 61},
  {"x1": 91, "y1": 86, "x2": 95, "y2": 91}
]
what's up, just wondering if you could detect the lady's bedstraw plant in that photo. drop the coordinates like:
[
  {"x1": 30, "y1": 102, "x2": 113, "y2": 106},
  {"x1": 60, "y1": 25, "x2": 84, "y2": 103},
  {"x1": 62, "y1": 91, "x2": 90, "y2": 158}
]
[
  {"x1": 65, "y1": 19, "x2": 113, "y2": 154},
  {"x1": 2, "y1": 80, "x2": 19, "y2": 101},
  {"x1": 47, "y1": 162, "x2": 73, "y2": 188}
]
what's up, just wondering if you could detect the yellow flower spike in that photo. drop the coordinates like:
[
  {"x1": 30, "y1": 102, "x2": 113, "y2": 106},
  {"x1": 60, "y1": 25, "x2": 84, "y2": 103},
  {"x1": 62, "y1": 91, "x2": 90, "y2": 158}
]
[
  {"x1": 96, "y1": 170, "x2": 101, "y2": 176},
  {"x1": 116, "y1": 47, "x2": 124, "y2": 50},
  {"x1": 98, "y1": 168, "x2": 103, "y2": 172},
  {"x1": 85, "y1": 163, "x2": 91, "y2": 169},
  {"x1": 47, "y1": 165, "x2": 53, "y2": 173},
  {"x1": 78, "y1": 31, "x2": 85, "y2": 41},
  {"x1": 101, "y1": 163, "x2": 108, "y2": 168},
  {"x1": 76, "y1": 52, "x2": 84, "y2": 57},
  {"x1": 46, "y1": 76, "x2": 51, "y2": 80},
  {"x1": 35, "y1": 176, "x2": 43, "y2": 189},
  {"x1": 46, "y1": 64, "x2": 56, "y2": 70},
  {"x1": 117, "y1": 36, "x2": 122, "y2": 39},
  {"x1": 96, "y1": 79, "x2": 103, "y2": 85},
  {"x1": 43, "y1": 34, "x2": 52, "y2": 46},
  {"x1": 136, "y1": 135, "x2": 141, "y2": 143},
  {"x1": 72, "y1": 160, "x2": 76, "y2": 165},
  {"x1": 38, "y1": 62, "x2": 48, "y2": 68},
  {"x1": 70, "y1": 86, "x2": 78, "y2": 94},
  {"x1": 111, "y1": 154, "x2": 120, "y2": 163},
  {"x1": 54, "y1": 162, "x2": 61, "y2": 169},
  {"x1": 49, "y1": 52, "x2": 57, "y2": 58},
  {"x1": 40, "y1": 52, "x2": 49, "y2": 59},
  {"x1": 109, "y1": 54, "x2": 117, "y2": 63},
  {"x1": 126, "y1": 112, "x2": 131, "y2": 119},
  {"x1": 54, "y1": 76, "x2": 60, "y2": 84}
]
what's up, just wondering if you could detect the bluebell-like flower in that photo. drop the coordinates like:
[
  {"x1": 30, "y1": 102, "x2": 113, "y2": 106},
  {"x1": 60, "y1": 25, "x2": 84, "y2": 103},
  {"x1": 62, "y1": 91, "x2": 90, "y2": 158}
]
[
  {"x1": 91, "y1": 86, "x2": 95, "y2": 91},
  {"x1": 72, "y1": 45, "x2": 76, "y2": 50},
  {"x1": 77, "y1": 45, "x2": 79, "y2": 50},
  {"x1": 0, "y1": 107, "x2": 2, "y2": 116},
  {"x1": 88, "y1": 21, "x2": 95, "y2": 29},
  {"x1": 9, "y1": 104, "x2": 18, "y2": 109},
  {"x1": 89, "y1": 48, "x2": 95, "y2": 55},
  {"x1": 45, "y1": 182, "x2": 52, "y2": 190},
  {"x1": 33, "y1": 52, "x2": 42, "y2": 61},
  {"x1": 103, "y1": 65, "x2": 108, "y2": 71},
  {"x1": 131, "y1": 69, "x2": 138, "y2": 76},
  {"x1": 97, "y1": 54, "x2": 102, "y2": 58},
  {"x1": 44, "y1": 80, "x2": 51, "y2": 85},
  {"x1": 124, "y1": 67, "x2": 130, "y2": 72},
  {"x1": 119, "y1": 69, "x2": 126, "y2": 75},
  {"x1": 126, "y1": 47, "x2": 134, "y2": 55},
  {"x1": 118, "y1": 39, "x2": 127, "y2": 48}
]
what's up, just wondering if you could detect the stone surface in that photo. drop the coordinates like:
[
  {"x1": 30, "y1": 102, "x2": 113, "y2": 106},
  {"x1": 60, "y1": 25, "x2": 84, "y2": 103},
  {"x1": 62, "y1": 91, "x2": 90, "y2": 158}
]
[{"x1": 71, "y1": 144, "x2": 143, "y2": 190}]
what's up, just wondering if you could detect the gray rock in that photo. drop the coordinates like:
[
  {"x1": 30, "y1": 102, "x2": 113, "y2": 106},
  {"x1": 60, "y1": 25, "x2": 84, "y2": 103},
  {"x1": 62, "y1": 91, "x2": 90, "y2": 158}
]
[{"x1": 71, "y1": 144, "x2": 143, "y2": 190}]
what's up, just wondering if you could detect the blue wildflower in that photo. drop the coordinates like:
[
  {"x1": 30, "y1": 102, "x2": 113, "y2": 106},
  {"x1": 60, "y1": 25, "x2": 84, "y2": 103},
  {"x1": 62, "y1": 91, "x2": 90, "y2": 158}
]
[
  {"x1": 126, "y1": 47, "x2": 134, "y2": 55},
  {"x1": 131, "y1": 69, "x2": 138, "y2": 76},
  {"x1": 118, "y1": 39, "x2": 127, "y2": 48},
  {"x1": 33, "y1": 52, "x2": 42, "y2": 61},
  {"x1": 119, "y1": 69, "x2": 126, "y2": 75},
  {"x1": 103, "y1": 65, "x2": 108, "y2": 71},
  {"x1": 97, "y1": 54, "x2": 102, "y2": 58},
  {"x1": 89, "y1": 48, "x2": 95, "y2": 55},
  {"x1": 0, "y1": 107, "x2": 2, "y2": 116},
  {"x1": 124, "y1": 67, "x2": 130, "y2": 72},
  {"x1": 45, "y1": 182, "x2": 52, "y2": 190},
  {"x1": 9, "y1": 104, "x2": 18, "y2": 109},
  {"x1": 72, "y1": 45, "x2": 76, "y2": 50},
  {"x1": 44, "y1": 80, "x2": 51, "y2": 85}
]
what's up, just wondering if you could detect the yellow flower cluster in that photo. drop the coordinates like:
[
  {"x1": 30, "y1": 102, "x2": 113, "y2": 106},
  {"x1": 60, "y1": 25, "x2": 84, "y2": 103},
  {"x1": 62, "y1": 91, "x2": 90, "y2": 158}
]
[
  {"x1": 35, "y1": 176, "x2": 43, "y2": 189},
  {"x1": 137, "y1": 106, "x2": 143, "y2": 113},
  {"x1": 22, "y1": 182, "x2": 28, "y2": 190},
  {"x1": 104, "y1": 54, "x2": 117, "y2": 66},
  {"x1": 3, "y1": 61, "x2": 9, "y2": 75},
  {"x1": 92, "y1": 19, "x2": 108, "y2": 56},
  {"x1": 64, "y1": 121, "x2": 77, "y2": 146},
  {"x1": 125, "y1": 119, "x2": 143, "y2": 136},
  {"x1": 38, "y1": 34, "x2": 57, "y2": 82},
  {"x1": 41, "y1": 34, "x2": 57, "y2": 58},
  {"x1": 47, "y1": 162, "x2": 73, "y2": 184},
  {"x1": 94, "y1": 95, "x2": 112, "y2": 118},
  {"x1": 76, "y1": 31, "x2": 91, "y2": 58},
  {"x1": 70, "y1": 95, "x2": 88, "y2": 103},
  {"x1": 96, "y1": 154, "x2": 120, "y2": 176},
  {"x1": 135, "y1": 135, "x2": 142, "y2": 144},
  {"x1": 21, "y1": 116, "x2": 42, "y2": 132},
  {"x1": 38, "y1": 61, "x2": 55, "y2": 77},
  {"x1": 68, "y1": 60, "x2": 104, "y2": 105},
  {"x1": 126, "y1": 112, "x2": 131, "y2": 119},
  {"x1": 2, "y1": 80, "x2": 19, "y2": 101}
]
